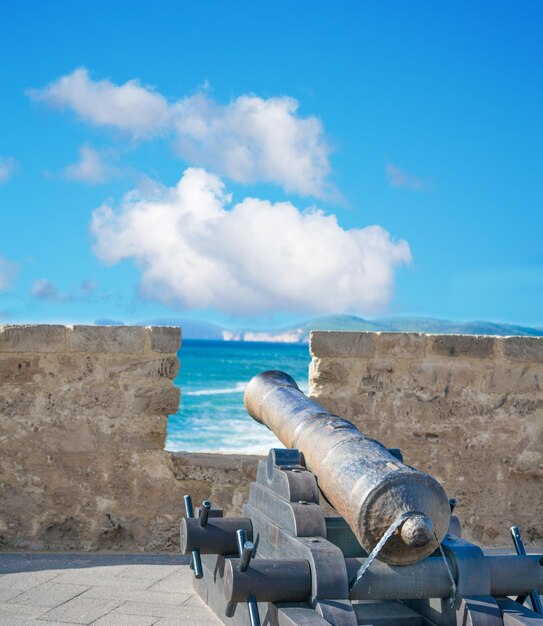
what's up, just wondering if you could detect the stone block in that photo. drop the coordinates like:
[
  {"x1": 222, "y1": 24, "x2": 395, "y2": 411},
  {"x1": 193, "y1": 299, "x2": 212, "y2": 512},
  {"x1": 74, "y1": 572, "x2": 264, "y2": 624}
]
[
  {"x1": 149, "y1": 326, "x2": 181, "y2": 353},
  {"x1": 377, "y1": 332, "x2": 427, "y2": 358},
  {"x1": 309, "y1": 358, "x2": 351, "y2": 387},
  {"x1": 105, "y1": 356, "x2": 179, "y2": 382},
  {"x1": 132, "y1": 386, "x2": 180, "y2": 415},
  {"x1": 0, "y1": 385, "x2": 35, "y2": 415},
  {"x1": 502, "y1": 336, "x2": 543, "y2": 363},
  {"x1": 310, "y1": 331, "x2": 376, "y2": 358},
  {"x1": 53, "y1": 383, "x2": 125, "y2": 419},
  {"x1": 0, "y1": 356, "x2": 40, "y2": 384},
  {"x1": 0, "y1": 325, "x2": 66, "y2": 353},
  {"x1": 171, "y1": 452, "x2": 259, "y2": 484},
  {"x1": 429, "y1": 334, "x2": 495, "y2": 359},
  {"x1": 70, "y1": 326, "x2": 145, "y2": 353},
  {"x1": 55, "y1": 354, "x2": 104, "y2": 384},
  {"x1": 482, "y1": 363, "x2": 542, "y2": 394}
]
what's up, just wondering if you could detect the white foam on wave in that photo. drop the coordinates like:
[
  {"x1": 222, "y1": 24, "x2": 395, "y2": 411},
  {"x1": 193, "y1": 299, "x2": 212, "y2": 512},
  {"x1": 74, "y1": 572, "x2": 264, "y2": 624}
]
[
  {"x1": 166, "y1": 416, "x2": 283, "y2": 455},
  {"x1": 185, "y1": 381, "x2": 248, "y2": 396}
]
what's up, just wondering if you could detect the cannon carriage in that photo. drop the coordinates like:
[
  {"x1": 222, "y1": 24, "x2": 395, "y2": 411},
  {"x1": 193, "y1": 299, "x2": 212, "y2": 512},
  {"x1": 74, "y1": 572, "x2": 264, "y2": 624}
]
[{"x1": 181, "y1": 371, "x2": 543, "y2": 626}]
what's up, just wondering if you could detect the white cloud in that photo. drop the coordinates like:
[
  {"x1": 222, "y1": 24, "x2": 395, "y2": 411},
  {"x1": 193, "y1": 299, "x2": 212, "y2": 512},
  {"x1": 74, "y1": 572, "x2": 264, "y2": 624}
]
[
  {"x1": 173, "y1": 93, "x2": 333, "y2": 198},
  {"x1": 64, "y1": 146, "x2": 117, "y2": 184},
  {"x1": 386, "y1": 163, "x2": 424, "y2": 190},
  {"x1": 28, "y1": 68, "x2": 170, "y2": 138},
  {"x1": 80, "y1": 279, "x2": 98, "y2": 295},
  {"x1": 0, "y1": 257, "x2": 18, "y2": 290},
  {"x1": 31, "y1": 279, "x2": 63, "y2": 301},
  {"x1": 31, "y1": 278, "x2": 99, "y2": 301},
  {"x1": 30, "y1": 69, "x2": 334, "y2": 198},
  {"x1": 91, "y1": 168, "x2": 411, "y2": 316},
  {"x1": 0, "y1": 157, "x2": 16, "y2": 183}
]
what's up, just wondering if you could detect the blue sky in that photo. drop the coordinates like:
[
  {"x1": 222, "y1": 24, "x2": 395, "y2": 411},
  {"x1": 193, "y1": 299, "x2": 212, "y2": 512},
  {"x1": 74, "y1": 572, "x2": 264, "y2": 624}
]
[{"x1": 0, "y1": 1, "x2": 542, "y2": 328}]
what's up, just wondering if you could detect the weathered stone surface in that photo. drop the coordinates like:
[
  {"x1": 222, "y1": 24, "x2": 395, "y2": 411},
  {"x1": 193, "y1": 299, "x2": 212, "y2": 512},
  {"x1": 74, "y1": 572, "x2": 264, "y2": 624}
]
[
  {"x1": 0, "y1": 325, "x2": 200, "y2": 552},
  {"x1": 105, "y1": 356, "x2": 180, "y2": 382},
  {"x1": 149, "y1": 326, "x2": 181, "y2": 354},
  {"x1": 310, "y1": 330, "x2": 543, "y2": 546},
  {"x1": 0, "y1": 325, "x2": 66, "y2": 352},
  {"x1": 0, "y1": 356, "x2": 41, "y2": 383},
  {"x1": 377, "y1": 332, "x2": 427, "y2": 359},
  {"x1": 310, "y1": 330, "x2": 376, "y2": 358},
  {"x1": 430, "y1": 334, "x2": 495, "y2": 358},
  {"x1": 70, "y1": 326, "x2": 145, "y2": 353},
  {"x1": 3, "y1": 326, "x2": 541, "y2": 552},
  {"x1": 502, "y1": 336, "x2": 543, "y2": 363}
]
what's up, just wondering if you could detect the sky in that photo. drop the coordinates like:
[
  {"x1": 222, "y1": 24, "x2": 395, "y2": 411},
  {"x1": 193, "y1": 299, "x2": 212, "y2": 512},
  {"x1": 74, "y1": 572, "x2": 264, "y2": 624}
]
[{"x1": 0, "y1": 1, "x2": 542, "y2": 329}]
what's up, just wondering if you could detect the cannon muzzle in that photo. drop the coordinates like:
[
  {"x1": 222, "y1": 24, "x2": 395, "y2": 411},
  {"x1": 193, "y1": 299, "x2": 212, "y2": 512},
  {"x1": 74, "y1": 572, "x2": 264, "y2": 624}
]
[{"x1": 244, "y1": 370, "x2": 451, "y2": 565}]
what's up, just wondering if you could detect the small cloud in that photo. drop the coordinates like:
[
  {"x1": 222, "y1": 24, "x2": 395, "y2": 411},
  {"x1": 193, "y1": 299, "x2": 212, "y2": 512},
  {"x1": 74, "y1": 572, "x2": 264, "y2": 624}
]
[
  {"x1": 0, "y1": 157, "x2": 16, "y2": 183},
  {"x1": 172, "y1": 92, "x2": 335, "y2": 199},
  {"x1": 31, "y1": 278, "x2": 100, "y2": 302},
  {"x1": 0, "y1": 257, "x2": 19, "y2": 290},
  {"x1": 31, "y1": 279, "x2": 64, "y2": 301},
  {"x1": 80, "y1": 279, "x2": 98, "y2": 295},
  {"x1": 386, "y1": 163, "x2": 424, "y2": 191},
  {"x1": 28, "y1": 68, "x2": 170, "y2": 139},
  {"x1": 64, "y1": 145, "x2": 118, "y2": 184}
]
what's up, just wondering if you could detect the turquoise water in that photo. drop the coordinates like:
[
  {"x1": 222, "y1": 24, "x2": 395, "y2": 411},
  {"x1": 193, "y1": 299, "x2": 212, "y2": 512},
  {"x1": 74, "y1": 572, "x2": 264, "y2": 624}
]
[{"x1": 166, "y1": 340, "x2": 310, "y2": 453}]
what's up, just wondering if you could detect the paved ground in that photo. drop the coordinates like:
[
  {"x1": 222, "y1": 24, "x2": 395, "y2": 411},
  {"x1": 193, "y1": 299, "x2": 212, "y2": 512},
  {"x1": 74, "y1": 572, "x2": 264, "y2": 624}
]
[{"x1": 0, "y1": 553, "x2": 221, "y2": 625}]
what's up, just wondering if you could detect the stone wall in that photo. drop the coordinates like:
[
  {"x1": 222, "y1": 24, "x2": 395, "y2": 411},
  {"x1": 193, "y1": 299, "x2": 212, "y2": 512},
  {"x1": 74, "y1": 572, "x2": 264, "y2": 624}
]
[
  {"x1": 0, "y1": 325, "x2": 259, "y2": 551},
  {"x1": 309, "y1": 331, "x2": 543, "y2": 547},
  {"x1": 2, "y1": 326, "x2": 541, "y2": 551}
]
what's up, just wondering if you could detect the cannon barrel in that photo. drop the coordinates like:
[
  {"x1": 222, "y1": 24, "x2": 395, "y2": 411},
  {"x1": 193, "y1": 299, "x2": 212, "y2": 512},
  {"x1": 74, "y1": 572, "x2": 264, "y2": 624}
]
[{"x1": 244, "y1": 371, "x2": 451, "y2": 565}]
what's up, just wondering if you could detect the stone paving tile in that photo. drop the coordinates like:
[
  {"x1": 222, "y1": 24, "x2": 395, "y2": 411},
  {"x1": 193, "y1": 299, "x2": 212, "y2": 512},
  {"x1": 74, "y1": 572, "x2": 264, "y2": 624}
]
[
  {"x1": 154, "y1": 617, "x2": 221, "y2": 626},
  {"x1": 0, "y1": 586, "x2": 26, "y2": 602},
  {"x1": 0, "y1": 619, "x2": 80, "y2": 626},
  {"x1": 114, "y1": 565, "x2": 183, "y2": 581},
  {"x1": 7, "y1": 582, "x2": 90, "y2": 608},
  {"x1": 52, "y1": 571, "x2": 150, "y2": 591},
  {"x1": 146, "y1": 571, "x2": 193, "y2": 594},
  {"x1": 182, "y1": 594, "x2": 206, "y2": 607},
  {"x1": 79, "y1": 586, "x2": 191, "y2": 606},
  {"x1": 114, "y1": 600, "x2": 220, "y2": 621},
  {"x1": 0, "y1": 555, "x2": 216, "y2": 624},
  {"x1": 0, "y1": 570, "x2": 61, "y2": 592},
  {"x1": 89, "y1": 615, "x2": 158, "y2": 626},
  {"x1": 38, "y1": 597, "x2": 122, "y2": 624},
  {"x1": 0, "y1": 601, "x2": 48, "y2": 618}
]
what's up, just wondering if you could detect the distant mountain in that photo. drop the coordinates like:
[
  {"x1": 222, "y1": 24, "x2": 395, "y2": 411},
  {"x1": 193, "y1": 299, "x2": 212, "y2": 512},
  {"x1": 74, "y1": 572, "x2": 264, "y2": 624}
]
[
  {"x1": 97, "y1": 314, "x2": 543, "y2": 343},
  {"x1": 225, "y1": 314, "x2": 543, "y2": 343},
  {"x1": 375, "y1": 316, "x2": 543, "y2": 336}
]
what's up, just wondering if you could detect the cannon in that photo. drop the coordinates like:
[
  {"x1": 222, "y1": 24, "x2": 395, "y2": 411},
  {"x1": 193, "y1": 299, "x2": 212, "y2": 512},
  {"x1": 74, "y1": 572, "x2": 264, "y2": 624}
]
[{"x1": 180, "y1": 371, "x2": 543, "y2": 626}]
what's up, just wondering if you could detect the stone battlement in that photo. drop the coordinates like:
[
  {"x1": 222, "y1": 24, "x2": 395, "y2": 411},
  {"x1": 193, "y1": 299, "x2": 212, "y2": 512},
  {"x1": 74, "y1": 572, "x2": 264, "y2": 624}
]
[
  {"x1": 0, "y1": 326, "x2": 541, "y2": 550},
  {"x1": 309, "y1": 331, "x2": 543, "y2": 545},
  {"x1": 0, "y1": 325, "x2": 258, "y2": 551}
]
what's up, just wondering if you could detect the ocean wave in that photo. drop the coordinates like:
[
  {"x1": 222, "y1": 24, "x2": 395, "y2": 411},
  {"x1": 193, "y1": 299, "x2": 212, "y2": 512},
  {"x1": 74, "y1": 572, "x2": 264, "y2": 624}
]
[{"x1": 184, "y1": 381, "x2": 248, "y2": 396}]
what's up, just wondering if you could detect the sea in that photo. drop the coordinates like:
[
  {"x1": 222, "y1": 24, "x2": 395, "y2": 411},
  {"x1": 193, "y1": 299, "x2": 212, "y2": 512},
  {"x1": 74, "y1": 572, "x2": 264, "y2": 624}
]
[{"x1": 165, "y1": 340, "x2": 310, "y2": 454}]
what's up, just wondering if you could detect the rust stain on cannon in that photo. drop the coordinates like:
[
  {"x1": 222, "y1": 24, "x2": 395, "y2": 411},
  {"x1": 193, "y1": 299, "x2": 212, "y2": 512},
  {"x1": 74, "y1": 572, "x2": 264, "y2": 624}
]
[{"x1": 244, "y1": 370, "x2": 451, "y2": 565}]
